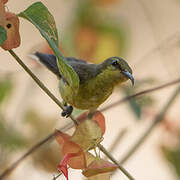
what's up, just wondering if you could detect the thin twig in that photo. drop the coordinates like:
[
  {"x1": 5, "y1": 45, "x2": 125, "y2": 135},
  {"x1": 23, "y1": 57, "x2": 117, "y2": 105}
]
[
  {"x1": 98, "y1": 144, "x2": 135, "y2": 180},
  {"x1": 119, "y1": 86, "x2": 180, "y2": 164}
]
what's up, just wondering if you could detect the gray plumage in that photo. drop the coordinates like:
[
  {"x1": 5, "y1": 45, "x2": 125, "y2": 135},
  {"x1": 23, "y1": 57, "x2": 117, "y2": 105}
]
[{"x1": 34, "y1": 52, "x2": 100, "y2": 84}]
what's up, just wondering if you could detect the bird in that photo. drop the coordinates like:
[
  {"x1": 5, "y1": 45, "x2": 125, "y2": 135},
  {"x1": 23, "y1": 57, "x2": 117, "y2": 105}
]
[{"x1": 30, "y1": 52, "x2": 134, "y2": 117}]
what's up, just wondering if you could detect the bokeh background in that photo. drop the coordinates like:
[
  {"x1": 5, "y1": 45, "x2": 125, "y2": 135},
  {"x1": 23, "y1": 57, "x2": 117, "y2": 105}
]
[{"x1": 0, "y1": 0, "x2": 180, "y2": 179}]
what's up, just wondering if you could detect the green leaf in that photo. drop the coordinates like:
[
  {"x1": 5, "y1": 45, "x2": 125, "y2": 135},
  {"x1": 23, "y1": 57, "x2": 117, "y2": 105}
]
[
  {"x1": 0, "y1": 26, "x2": 7, "y2": 46},
  {"x1": 18, "y1": 2, "x2": 79, "y2": 93}
]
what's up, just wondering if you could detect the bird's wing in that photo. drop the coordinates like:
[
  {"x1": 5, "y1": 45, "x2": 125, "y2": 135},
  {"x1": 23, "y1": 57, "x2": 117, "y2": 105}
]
[
  {"x1": 69, "y1": 61, "x2": 99, "y2": 84},
  {"x1": 33, "y1": 52, "x2": 98, "y2": 83}
]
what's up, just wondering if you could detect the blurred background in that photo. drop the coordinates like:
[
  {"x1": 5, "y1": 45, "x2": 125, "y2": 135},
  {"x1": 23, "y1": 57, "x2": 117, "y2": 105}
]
[{"x1": 0, "y1": 0, "x2": 180, "y2": 179}]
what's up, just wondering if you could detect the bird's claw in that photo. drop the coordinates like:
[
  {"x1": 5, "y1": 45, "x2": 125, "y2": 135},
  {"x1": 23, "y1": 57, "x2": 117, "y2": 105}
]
[{"x1": 61, "y1": 105, "x2": 73, "y2": 118}]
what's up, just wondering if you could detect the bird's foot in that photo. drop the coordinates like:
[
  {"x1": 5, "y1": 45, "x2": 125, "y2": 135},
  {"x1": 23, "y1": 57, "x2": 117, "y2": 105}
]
[{"x1": 61, "y1": 105, "x2": 73, "y2": 118}]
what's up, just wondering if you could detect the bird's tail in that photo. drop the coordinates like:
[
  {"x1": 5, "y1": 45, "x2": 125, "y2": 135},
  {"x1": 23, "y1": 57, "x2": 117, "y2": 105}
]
[{"x1": 29, "y1": 52, "x2": 61, "y2": 78}]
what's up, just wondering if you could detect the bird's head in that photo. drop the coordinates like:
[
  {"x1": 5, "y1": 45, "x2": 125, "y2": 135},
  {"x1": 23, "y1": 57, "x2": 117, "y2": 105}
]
[{"x1": 100, "y1": 57, "x2": 134, "y2": 86}]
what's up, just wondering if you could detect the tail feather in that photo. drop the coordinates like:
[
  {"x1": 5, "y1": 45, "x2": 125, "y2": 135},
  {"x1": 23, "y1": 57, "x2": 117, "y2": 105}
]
[{"x1": 33, "y1": 52, "x2": 61, "y2": 78}]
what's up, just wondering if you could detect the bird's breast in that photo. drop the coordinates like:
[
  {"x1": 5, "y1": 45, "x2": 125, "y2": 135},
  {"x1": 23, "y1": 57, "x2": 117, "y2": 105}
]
[{"x1": 59, "y1": 76, "x2": 114, "y2": 110}]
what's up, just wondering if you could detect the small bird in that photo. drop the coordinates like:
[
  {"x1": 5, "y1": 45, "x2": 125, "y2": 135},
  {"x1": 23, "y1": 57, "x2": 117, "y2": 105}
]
[{"x1": 31, "y1": 52, "x2": 134, "y2": 117}]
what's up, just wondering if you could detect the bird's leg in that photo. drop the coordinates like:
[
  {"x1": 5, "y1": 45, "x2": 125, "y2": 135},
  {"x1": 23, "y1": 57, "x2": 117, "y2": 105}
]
[
  {"x1": 61, "y1": 102, "x2": 73, "y2": 118},
  {"x1": 87, "y1": 109, "x2": 97, "y2": 119}
]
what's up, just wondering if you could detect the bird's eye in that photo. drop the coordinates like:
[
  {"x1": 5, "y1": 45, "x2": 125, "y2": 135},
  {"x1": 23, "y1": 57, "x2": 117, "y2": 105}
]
[{"x1": 112, "y1": 60, "x2": 119, "y2": 68}]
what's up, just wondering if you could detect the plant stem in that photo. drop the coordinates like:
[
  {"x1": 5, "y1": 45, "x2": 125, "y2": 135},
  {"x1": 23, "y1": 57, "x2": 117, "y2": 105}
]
[
  {"x1": 98, "y1": 144, "x2": 135, "y2": 180},
  {"x1": 120, "y1": 86, "x2": 180, "y2": 164},
  {"x1": 8, "y1": 49, "x2": 78, "y2": 125}
]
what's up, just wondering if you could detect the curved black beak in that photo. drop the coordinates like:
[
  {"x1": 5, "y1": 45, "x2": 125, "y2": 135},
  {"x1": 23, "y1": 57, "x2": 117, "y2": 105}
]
[{"x1": 122, "y1": 70, "x2": 134, "y2": 86}]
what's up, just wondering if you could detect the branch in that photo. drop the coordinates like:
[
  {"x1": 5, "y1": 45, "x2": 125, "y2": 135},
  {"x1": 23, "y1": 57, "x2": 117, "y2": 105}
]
[{"x1": 120, "y1": 86, "x2": 180, "y2": 164}]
